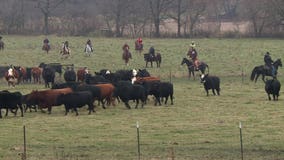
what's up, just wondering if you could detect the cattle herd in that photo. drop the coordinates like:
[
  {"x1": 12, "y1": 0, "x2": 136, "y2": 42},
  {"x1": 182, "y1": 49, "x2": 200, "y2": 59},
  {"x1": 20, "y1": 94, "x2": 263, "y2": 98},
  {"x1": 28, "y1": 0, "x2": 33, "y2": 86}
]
[{"x1": 0, "y1": 63, "x2": 174, "y2": 118}]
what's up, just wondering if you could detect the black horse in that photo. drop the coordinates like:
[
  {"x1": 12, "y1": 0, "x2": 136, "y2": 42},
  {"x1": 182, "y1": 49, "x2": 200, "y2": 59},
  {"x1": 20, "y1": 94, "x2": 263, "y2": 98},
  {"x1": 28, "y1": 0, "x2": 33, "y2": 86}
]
[
  {"x1": 181, "y1": 58, "x2": 209, "y2": 79},
  {"x1": 250, "y1": 58, "x2": 282, "y2": 82},
  {"x1": 144, "y1": 53, "x2": 162, "y2": 68}
]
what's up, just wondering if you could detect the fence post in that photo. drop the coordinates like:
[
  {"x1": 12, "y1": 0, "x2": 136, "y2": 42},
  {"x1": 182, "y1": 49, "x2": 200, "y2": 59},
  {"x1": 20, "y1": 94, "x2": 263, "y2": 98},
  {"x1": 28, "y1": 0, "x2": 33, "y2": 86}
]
[
  {"x1": 23, "y1": 125, "x2": 27, "y2": 160},
  {"x1": 136, "y1": 121, "x2": 140, "y2": 160},
  {"x1": 239, "y1": 122, "x2": 244, "y2": 160}
]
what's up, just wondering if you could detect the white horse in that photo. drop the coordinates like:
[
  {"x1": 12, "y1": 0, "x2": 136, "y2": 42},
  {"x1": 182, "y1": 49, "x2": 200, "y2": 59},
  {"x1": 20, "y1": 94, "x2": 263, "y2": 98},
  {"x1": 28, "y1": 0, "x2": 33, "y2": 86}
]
[{"x1": 85, "y1": 44, "x2": 93, "y2": 56}]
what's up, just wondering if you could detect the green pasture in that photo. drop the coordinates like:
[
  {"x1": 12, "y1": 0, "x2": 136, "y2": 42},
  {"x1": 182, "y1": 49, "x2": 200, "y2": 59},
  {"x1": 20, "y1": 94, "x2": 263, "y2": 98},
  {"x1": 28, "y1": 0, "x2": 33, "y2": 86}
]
[{"x1": 0, "y1": 36, "x2": 283, "y2": 160}]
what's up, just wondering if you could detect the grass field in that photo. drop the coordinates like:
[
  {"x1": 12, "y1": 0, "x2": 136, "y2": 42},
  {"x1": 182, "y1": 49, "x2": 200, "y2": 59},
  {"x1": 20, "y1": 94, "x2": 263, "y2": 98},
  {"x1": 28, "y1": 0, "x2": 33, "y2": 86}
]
[{"x1": 0, "y1": 36, "x2": 283, "y2": 160}]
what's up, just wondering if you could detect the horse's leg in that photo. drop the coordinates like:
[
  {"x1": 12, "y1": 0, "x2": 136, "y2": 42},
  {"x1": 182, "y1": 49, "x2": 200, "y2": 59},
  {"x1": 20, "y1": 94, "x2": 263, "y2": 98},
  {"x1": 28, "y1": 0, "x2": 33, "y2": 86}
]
[
  {"x1": 261, "y1": 74, "x2": 265, "y2": 83},
  {"x1": 255, "y1": 74, "x2": 260, "y2": 82}
]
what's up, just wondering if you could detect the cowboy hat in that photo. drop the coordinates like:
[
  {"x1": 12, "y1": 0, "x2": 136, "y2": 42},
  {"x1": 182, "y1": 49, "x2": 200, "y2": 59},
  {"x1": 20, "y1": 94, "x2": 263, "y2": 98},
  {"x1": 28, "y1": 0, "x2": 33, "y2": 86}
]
[{"x1": 190, "y1": 41, "x2": 196, "y2": 47}]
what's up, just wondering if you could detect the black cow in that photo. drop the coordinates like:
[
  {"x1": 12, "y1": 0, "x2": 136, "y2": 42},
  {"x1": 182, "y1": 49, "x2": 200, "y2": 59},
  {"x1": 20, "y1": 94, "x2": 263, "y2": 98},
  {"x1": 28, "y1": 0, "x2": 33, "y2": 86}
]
[
  {"x1": 0, "y1": 91, "x2": 23, "y2": 118},
  {"x1": 265, "y1": 79, "x2": 281, "y2": 101},
  {"x1": 114, "y1": 81, "x2": 146, "y2": 109},
  {"x1": 73, "y1": 84, "x2": 103, "y2": 108},
  {"x1": 52, "y1": 82, "x2": 81, "y2": 89},
  {"x1": 200, "y1": 74, "x2": 220, "y2": 96},
  {"x1": 57, "y1": 91, "x2": 95, "y2": 116},
  {"x1": 64, "y1": 68, "x2": 76, "y2": 82},
  {"x1": 39, "y1": 62, "x2": 63, "y2": 76},
  {"x1": 147, "y1": 82, "x2": 174, "y2": 106},
  {"x1": 0, "y1": 66, "x2": 9, "y2": 78},
  {"x1": 42, "y1": 67, "x2": 55, "y2": 88},
  {"x1": 25, "y1": 67, "x2": 32, "y2": 83},
  {"x1": 84, "y1": 74, "x2": 110, "y2": 84}
]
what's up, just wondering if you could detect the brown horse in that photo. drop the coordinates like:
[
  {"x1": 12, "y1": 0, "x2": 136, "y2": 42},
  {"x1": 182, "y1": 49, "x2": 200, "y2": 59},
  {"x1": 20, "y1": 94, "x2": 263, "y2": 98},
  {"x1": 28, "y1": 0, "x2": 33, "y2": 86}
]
[
  {"x1": 122, "y1": 50, "x2": 132, "y2": 66},
  {"x1": 31, "y1": 67, "x2": 42, "y2": 84},
  {"x1": 4, "y1": 68, "x2": 19, "y2": 87},
  {"x1": 60, "y1": 46, "x2": 70, "y2": 59},
  {"x1": 42, "y1": 43, "x2": 50, "y2": 53},
  {"x1": 0, "y1": 40, "x2": 4, "y2": 50},
  {"x1": 135, "y1": 41, "x2": 143, "y2": 54}
]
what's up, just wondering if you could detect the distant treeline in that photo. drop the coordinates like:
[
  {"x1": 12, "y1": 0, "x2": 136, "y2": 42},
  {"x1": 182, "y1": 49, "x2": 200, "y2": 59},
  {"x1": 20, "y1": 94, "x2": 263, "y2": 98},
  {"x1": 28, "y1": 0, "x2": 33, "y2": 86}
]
[{"x1": 0, "y1": 0, "x2": 284, "y2": 38}]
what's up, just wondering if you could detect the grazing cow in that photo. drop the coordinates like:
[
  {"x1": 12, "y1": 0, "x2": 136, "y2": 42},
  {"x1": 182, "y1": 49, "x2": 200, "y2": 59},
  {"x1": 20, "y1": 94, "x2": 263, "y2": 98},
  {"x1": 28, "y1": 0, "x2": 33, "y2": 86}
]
[
  {"x1": 200, "y1": 74, "x2": 220, "y2": 96},
  {"x1": 113, "y1": 81, "x2": 146, "y2": 109},
  {"x1": 57, "y1": 91, "x2": 95, "y2": 116},
  {"x1": 95, "y1": 83, "x2": 116, "y2": 107},
  {"x1": 265, "y1": 79, "x2": 281, "y2": 101},
  {"x1": 39, "y1": 62, "x2": 63, "y2": 76},
  {"x1": 24, "y1": 88, "x2": 73, "y2": 114},
  {"x1": 0, "y1": 91, "x2": 23, "y2": 118},
  {"x1": 64, "y1": 67, "x2": 76, "y2": 82},
  {"x1": 147, "y1": 82, "x2": 174, "y2": 106},
  {"x1": 42, "y1": 67, "x2": 55, "y2": 88},
  {"x1": 31, "y1": 67, "x2": 42, "y2": 84}
]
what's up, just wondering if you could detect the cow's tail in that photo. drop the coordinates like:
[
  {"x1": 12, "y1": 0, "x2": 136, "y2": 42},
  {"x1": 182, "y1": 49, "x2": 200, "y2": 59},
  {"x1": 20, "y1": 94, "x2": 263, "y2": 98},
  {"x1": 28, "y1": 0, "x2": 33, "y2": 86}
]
[
  {"x1": 206, "y1": 64, "x2": 209, "y2": 74},
  {"x1": 250, "y1": 67, "x2": 257, "y2": 81}
]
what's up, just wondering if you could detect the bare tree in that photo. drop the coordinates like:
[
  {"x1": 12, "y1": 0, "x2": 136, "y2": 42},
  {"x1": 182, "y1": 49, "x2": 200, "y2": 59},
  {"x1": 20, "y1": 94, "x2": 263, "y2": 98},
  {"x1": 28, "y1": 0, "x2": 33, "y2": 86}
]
[
  {"x1": 31, "y1": 0, "x2": 66, "y2": 35},
  {"x1": 169, "y1": 0, "x2": 188, "y2": 37},
  {"x1": 148, "y1": 0, "x2": 173, "y2": 37}
]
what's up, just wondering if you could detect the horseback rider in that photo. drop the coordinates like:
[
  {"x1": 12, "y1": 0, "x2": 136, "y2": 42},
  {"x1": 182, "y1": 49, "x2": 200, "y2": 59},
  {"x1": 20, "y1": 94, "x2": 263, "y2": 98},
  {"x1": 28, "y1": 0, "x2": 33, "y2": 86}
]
[
  {"x1": 264, "y1": 52, "x2": 276, "y2": 78},
  {"x1": 149, "y1": 46, "x2": 155, "y2": 58},
  {"x1": 187, "y1": 41, "x2": 200, "y2": 70},
  {"x1": 62, "y1": 41, "x2": 70, "y2": 55},
  {"x1": 43, "y1": 37, "x2": 50, "y2": 50},
  {"x1": 122, "y1": 43, "x2": 130, "y2": 54},
  {"x1": 86, "y1": 39, "x2": 93, "y2": 52}
]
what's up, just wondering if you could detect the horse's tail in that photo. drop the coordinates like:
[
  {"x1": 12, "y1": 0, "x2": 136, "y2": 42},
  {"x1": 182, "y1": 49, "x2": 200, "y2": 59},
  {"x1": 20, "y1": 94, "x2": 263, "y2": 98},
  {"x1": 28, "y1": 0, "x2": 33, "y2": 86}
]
[{"x1": 250, "y1": 67, "x2": 257, "y2": 81}]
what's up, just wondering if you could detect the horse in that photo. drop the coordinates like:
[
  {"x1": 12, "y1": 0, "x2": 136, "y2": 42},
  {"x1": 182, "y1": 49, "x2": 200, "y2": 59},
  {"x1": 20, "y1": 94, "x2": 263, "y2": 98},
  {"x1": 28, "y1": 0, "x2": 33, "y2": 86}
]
[
  {"x1": 60, "y1": 46, "x2": 70, "y2": 59},
  {"x1": 135, "y1": 41, "x2": 143, "y2": 54},
  {"x1": 4, "y1": 68, "x2": 19, "y2": 87},
  {"x1": 144, "y1": 53, "x2": 162, "y2": 68},
  {"x1": 181, "y1": 58, "x2": 209, "y2": 79},
  {"x1": 122, "y1": 50, "x2": 132, "y2": 66},
  {"x1": 84, "y1": 44, "x2": 93, "y2": 56},
  {"x1": 0, "y1": 40, "x2": 4, "y2": 50},
  {"x1": 250, "y1": 58, "x2": 282, "y2": 82},
  {"x1": 42, "y1": 43, "x2": 50, "y2": 53}
]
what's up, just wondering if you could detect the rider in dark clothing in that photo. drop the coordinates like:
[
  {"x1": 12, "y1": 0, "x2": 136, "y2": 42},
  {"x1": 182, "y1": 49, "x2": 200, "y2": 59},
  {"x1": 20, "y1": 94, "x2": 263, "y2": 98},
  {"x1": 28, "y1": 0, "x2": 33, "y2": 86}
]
[
  {"x1": 149, "y1": 46, "x2": 155, "y2": 57},
  {"x1": 264, "y1": 52, "x2": 276, "y2": 78}
]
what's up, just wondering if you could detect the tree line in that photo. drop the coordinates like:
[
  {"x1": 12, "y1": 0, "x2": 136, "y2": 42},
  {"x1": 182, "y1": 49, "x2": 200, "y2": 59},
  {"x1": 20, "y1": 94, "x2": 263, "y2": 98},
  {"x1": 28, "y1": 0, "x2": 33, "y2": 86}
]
[{"x1": 0, "y1": 0, "x2": 283, "y2": 38}]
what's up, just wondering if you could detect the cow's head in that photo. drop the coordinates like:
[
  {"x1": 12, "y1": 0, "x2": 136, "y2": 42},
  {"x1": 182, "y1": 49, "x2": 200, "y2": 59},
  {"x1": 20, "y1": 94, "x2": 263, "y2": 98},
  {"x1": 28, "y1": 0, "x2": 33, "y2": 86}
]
[{"x1": 200, "y1": 74, "x2": 208, "y2": 83}]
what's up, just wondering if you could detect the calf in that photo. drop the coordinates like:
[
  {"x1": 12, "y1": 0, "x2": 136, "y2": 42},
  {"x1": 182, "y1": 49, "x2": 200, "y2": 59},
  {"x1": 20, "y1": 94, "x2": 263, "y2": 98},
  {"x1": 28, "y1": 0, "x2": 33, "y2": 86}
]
[
  {"x1": 0, "y1": 91, "x2": 23, "y2": 118},
  {"x1": 265, "y1": 79, "x2": 281, "y2": 101},
  {"x1": 95, "y1": 83, "x2": 115, "y2": 107},
  {"x1": 57, "y1": 91, "x2": 94, "y2": 116},
  {"x1": 200, "y1": 74, "x2": 220, "y2": 96}
]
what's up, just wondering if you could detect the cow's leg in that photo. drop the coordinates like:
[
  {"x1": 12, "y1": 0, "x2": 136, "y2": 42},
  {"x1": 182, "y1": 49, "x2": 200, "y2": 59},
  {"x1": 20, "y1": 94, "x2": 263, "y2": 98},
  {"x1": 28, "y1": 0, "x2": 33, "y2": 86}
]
[
  {"x1": 262, "y1": 75, "x2": 265, "y2": 83},
  {"x1": 164, "y1": 96, "x2": 169, "y2": 105},
  {"x1": 273, "y1": 94, "x2": 276, "y2": 101},
  {"x1": 101, "y1": 99, "x2": 106, "y2": 109},
  {"x1": 124, "y1": 101, "x2": 131, "y2": 109},
  {"x1": 19, "y1": 105, "x2": 24, "y2": 117},
  {"x1": 267, "y1": 94, "x2": 271, "y2": 100},
  {"x1": 205, "y1": 89, "x2": 209, "y2": 96},
  {"x1": 64, "y1": 106, "x2": 69, "y2": 115},
  {"x1": 212, "y1": 89, "x2": 216, "y2": 95},
  {"x1": 216, "y1": 88, "x2": 220, "y2": 95},
  {"x1": 135, "y1": 99, "x2": 139, "y2": 109},
  {"x1": 170, "y1": 94, "x2": 174, "y2": 105},
  {"x1": 5, "y1": 108, "x2": 9, "y2": 116},
  {"x1": 48, "y1": 106, "x2": 52, "y2": 114},
  {"x1": 74, "y1": 108, "x2": 79, "y2": 116},
  {"x1": 0, "y1": 109, "x2": 2, "y2": 118}
]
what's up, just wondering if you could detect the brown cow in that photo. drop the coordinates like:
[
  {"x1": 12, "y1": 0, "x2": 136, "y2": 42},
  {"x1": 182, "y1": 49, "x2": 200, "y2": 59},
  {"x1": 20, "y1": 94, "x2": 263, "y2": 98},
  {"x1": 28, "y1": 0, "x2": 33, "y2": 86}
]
[
  {"x1": 25, "y1": 88, "x2": 73, "y2": 114},
  {"x1": 95, "y1": 83, "x2": 115, "y2": 107},
  {"x1": 134, "y1": 76, "x2": 160, "y2": 84},
  {"x1": 77, "y1": 68, "x2": 88, "y2": 82},
  {"x1": 31, "y1": 67, "x2": 42, "y2": 84}
]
